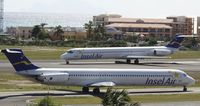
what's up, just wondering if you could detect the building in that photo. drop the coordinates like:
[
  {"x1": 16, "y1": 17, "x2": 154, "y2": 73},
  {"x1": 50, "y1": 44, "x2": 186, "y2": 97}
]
[
  {"x1": 105, "y1": 17, "x2": 173, "y2": 25},
  {"x1": 106, "y1": 23, "x2": 172, "y2": 40},
  {"x1": 0, "y1": 0, "x2": 3, "y2": 33},
  {"x1": 167, "y1": 16, "x2": 194, "y2": 35},
  {"x1": 197, "y1": 17, "x2": 200, "y2": 39},
  {"x1": 6, "y1": 27, "x2": 33, "y2": 39},
  {"x1": 93, "y1": 14, "x2": 194, "y2": 40},
  {"x1": 93, "y1": 14, "x2": 122, "y2": 26},
  {"x1": 50, "y1": 27, "x2": 87, "y2": 41},
  {"x1": 6, "y1": 26, "x2": 87, "y2": 41},
  {"x1": 94, "y1": 14, "x2": 173, "y2": 40}
]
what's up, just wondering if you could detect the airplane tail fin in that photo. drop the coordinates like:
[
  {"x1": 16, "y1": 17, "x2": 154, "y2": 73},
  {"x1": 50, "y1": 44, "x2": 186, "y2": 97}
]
[
  {"x1": 1, "y1": 49, "x2": 40, "y2": 72},
  {"x1": 165, "y1": 35, "x2": 185, "y2": 49}
]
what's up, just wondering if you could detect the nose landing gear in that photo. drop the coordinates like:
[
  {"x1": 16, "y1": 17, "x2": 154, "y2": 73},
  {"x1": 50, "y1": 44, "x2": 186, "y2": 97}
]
[{"x1": 183, "y1": 86, "x2": 187, "y2": 92}]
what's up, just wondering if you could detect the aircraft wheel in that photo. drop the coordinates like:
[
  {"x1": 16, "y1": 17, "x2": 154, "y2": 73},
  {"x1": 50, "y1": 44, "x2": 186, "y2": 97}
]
[
  {"x1": 115, "y1": 61, "x2": 119, "y2": 64},
  {"x1": 126, "y1": 59, "x2": 131, "y2": 64},
  {"x1": 183, "y1": 86, "x2": 187, "y2": 92},
  {"x1": 82, "y1": 87, "x2": 89, "y2": 93},
  {"x1": 115, "y1": 61, "x2": 123, "y2": 64},
  {"x1": 93, "y1": 87, "x2": 100, "y2": 94},
  {"x1": 66, "y1": 60, "x2": 69, "y2": 64},
  {"x1": 134, "y1": 59, "x2": 139, "y2": 64}
]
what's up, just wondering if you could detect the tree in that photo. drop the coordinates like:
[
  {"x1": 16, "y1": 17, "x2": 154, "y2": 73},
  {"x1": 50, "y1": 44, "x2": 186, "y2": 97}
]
[
  {"x1": 93, "y1": 25, "x2": 101, "y2": 40},
  {"x1": 84, "y1": 21, "x2": 93, "y2": 40},
  {"x1": 54, "y1": 25, "x2": 64, "y2": 41},
  {"x1": 32, "y1": 25, "x2": 41, "y2": 39},
  {"x1": 102, "y1": 88, "x2": 139, "y2": 106},
  {"x1": 91, "y1": 24, "x2": 106, "y2": 41},
  {"x1": 126, "y1": 34, "x2": 138, "y2": 43},
  {"x1": 98, "y1": 23, "x2": 106, "y2": 39},
  {"x1": 40, "y1": 23, "x2": 47, "y2": 29},
  {"x1": 84, "y1": 21, "x2": 107, "y2": 41},
  {"x1": 148, "y1": 38, "x2": 158, "y2": 46},
  {"x1": 39, "y1": 23, "x2": 49, "y2": 40},
  {"x1": 38, "y1": 30, "x2": 49, "y2": 40},
  {"x1": 31, "y1": 23, "x2": 49, "y2": 40},
  {"x1": 37, "y1": 96, "x2": 55, "y2": 106},
  {"x1": 191, "y1": 38, "x2": 198, "y2": 48}
]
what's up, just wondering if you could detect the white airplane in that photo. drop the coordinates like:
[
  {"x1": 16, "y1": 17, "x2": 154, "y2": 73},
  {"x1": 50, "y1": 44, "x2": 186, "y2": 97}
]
[
  {"x1": 1, "y1": 49, "x2": 195, "y2": 93},
  {"x1": 61, "y1": 35, "x2": 186, "y2": 64}
]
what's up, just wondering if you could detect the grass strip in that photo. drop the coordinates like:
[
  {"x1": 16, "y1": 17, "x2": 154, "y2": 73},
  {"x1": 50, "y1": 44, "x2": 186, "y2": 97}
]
[{"x1": 32, "y1": 94, "x2": 200, "y2": 105}]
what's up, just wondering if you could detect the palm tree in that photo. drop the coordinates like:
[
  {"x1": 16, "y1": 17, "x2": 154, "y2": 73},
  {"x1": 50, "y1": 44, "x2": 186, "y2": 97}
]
[
  {"x1": 98, "y1": 23, "x2": 106, "y2": 39},
  {"x1": 54, "y1": 25, "x2": 64, "y2": 41},
  {"x1": 32, "y1": 23, "x2": 49, "y2": 40},
  {"x1": 32, "y1": 25, "x2": 41, "y2": 40},
  {"x1": 38, "y1": 96, "x2": 55, "y2": 106},
  {"x1": 40, "y1": 23, "x2": 47, "y2": 30},
  {"x1": 102, "y1": 88, "x2": 139, "y2": 106},
  {"x1": 84, "y1": 21, "x2": 93, "y2": 40}
]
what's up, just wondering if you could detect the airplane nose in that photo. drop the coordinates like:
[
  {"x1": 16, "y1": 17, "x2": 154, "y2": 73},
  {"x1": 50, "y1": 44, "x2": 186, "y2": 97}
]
[
  {"x1": 188, "y1": 76, "x2": 195, "y2": 86},
  {"x1": 60, "y1": 53, "x2": 67, "y2": 60}
]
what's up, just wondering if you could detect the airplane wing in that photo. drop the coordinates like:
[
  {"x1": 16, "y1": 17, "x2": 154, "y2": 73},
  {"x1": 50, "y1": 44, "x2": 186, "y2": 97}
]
[
  {"x1": 121, "y1": 56, "x2": 171, "y2": 59},
  {"x1": 89, "y1": 81, "x2": 116, "y2": 87}
]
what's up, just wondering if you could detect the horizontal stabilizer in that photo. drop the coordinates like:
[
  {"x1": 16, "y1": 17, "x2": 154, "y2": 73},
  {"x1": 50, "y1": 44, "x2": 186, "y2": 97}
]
[
  {"x1": 178, "y1": 35, "x2": 198, "y2": 38},
  {"x1": 89, "y1": 82, "x2": 115, "y2": 87},
  {"x1": 1, "y1": 49, "x2": 22, "y2": 54}
]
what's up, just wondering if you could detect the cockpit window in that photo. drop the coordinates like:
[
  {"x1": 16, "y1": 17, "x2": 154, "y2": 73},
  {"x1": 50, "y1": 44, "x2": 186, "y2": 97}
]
[
  {"x1": 67, "y1": 50, "x2": 74, "y2": 54},
  {"x1": 182, "y1": 74, "x2": 187, "y2": 77}
]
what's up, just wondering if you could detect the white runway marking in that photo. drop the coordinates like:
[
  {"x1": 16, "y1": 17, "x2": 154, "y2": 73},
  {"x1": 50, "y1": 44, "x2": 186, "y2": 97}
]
[{"x1": 174, "y1": 61, "x2": 200, "y2": 64}]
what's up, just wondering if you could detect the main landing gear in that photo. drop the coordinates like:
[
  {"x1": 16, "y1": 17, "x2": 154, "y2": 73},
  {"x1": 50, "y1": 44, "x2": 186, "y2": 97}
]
[
  {"x1": 126, "y1": 59, "x2": 131, "y2": 64},
  {"x1": 127, "y1": 59, "x2": 139, "y2": 64},
  {"x1": 183, "y1": 86, "x2": 187, "y2": 92},
  {"x1": 115, "y1": 59, "x2": 140, "y2": 64},
  {"x1": 82, "y1": 87, "x2": 100, "y2": 94},
  {"x1": 93, "y1": 87, "x2": 100, "y2": 94},
  {"x1": 134, "y1": 59, "x2": 139, "y2": 64},
  {"x1": 65, "y1": 60, "x2": 69, "y2": 64},
  {"x1": 82, "y1": 87, "x2": 89, "y2": 93}
]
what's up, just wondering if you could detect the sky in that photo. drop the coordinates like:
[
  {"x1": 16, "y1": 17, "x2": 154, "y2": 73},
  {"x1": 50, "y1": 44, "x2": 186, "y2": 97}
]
[{"x1": 4, "y1": 0, "x2": 200, "y2": 18}]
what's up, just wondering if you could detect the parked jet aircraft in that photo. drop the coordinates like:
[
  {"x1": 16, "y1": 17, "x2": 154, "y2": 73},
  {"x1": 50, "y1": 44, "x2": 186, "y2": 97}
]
[
  {"x1": 61, "y1": 35, "x2": 186, "y2": 64},
  {"x1": 2, "y1": 49, "x2": 195, "y2": 93}
]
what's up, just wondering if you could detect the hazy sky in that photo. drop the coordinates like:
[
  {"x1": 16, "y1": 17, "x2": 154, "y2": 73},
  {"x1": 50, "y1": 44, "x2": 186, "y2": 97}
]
[{"x1": 4, "y1": 0, "x2": 200, "y2": 18}]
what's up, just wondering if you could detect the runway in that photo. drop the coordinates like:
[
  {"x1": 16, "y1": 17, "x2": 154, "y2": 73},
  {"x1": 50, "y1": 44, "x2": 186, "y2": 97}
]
[
  {"x1": 0, "y1": 59, "x2": 200, "y2": 106},
  {"x1": 0, "y1": 87, "x2": 200, "y2": 106},
  {"x1": 1, "y1": 59, "x2": 200, "y2": 72}
]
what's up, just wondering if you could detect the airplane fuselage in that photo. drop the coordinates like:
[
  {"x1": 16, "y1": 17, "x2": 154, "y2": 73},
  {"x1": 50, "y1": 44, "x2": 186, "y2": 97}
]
[
  {"x1": 18, "y1": 68, "x2": 194, "y2": 87},
  {"x1": 61, "y1": 46, "x2": 176, "y2": 60}
]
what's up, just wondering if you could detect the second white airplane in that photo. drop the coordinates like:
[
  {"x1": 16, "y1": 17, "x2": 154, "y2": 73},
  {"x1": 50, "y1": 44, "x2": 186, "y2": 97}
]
[
  {"x1": 2, "y1": 48, "x2": 195, "y2": 94},
  {"x1": 61, "y1": 35, "x2": 186, "y2": 64}
]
